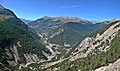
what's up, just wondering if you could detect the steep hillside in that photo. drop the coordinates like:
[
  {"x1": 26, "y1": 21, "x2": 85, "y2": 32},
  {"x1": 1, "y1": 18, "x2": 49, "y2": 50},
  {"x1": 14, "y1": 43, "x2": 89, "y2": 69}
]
[
  {"x1": 0, "y1": 5, "x2": 50, "y2": 71},
  {"x1": 46, "y1": 19, "x2": 120, "y2": 71}
]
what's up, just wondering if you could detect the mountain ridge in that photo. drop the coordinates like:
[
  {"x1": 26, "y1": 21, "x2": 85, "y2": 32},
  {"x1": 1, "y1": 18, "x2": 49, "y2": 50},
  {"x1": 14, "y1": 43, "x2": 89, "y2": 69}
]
[
  {"x1": 27, "y1": 15, "x2": 107, "y2": 62},
  {"x1": 0, "y1": 4, "x2": 4, "y2": 10}
]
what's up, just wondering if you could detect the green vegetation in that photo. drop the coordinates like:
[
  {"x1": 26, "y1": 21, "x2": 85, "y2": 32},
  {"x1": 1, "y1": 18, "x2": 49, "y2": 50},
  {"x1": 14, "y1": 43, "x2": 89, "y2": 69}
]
[
  {"x1": 1, "y1": 6, "x2": 120, "y2": 71},
  {"x1": 49, "y1": 24, "x2": 120, "y2": 71},
  {"x1": 0, "y1": 9, "x2": 49, "y2": 70},
  {"x1": 49, "y1": 22, "x2": 105, "y2": 46},
  {"x1": 29, "y1": 18, "x2": 106, "y2": 47}
]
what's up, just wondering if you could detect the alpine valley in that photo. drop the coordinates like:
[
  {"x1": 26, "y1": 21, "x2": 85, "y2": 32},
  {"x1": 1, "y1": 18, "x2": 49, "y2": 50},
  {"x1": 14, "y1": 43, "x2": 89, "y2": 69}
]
[{"x1": 0, "y1": 4, "x2": 120, "y2": 71}]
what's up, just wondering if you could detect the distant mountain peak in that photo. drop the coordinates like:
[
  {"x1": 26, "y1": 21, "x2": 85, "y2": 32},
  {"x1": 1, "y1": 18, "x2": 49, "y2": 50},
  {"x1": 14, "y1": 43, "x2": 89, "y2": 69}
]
[
  {"x1": 39, "y1": 16, "x2": 98, "y2": 24},
  {"x1": 42, "y1": 16, "x2": 51, "y2": 19},
  {"x1": 0, "y1": 4, "x2": 4, "y2": 10},
  {"x1": 41, "y1": 16, "x2": 82, "y2": 23},
  {"x1": 56, "y1": 16, "x2": 79, "y2": 19},
  {"x1": 56, "y1": 16, "x2": 81, "y2": 20},
  {"x1": 43, "y1": 16, "x2": 50, "y2": 18}
]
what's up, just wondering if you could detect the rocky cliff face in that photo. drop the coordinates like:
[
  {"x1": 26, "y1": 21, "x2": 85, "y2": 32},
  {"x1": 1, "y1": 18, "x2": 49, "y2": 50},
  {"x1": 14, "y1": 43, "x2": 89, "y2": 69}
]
[
  {"x1": 24, "y1": 53, "x2": 40, "y2": 64},
  {"x1": 70, "y1": 19, "x2": 120, "y2": 61},
  {"x1": 45, "y1": 19, "x2": 120, "y2": 71}
]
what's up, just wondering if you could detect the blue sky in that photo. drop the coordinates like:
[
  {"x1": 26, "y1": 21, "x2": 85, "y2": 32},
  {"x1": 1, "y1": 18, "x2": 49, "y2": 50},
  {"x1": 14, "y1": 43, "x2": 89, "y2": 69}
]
[{"x1": 0, "y1": 0, "x2": 120, "y2": 20}]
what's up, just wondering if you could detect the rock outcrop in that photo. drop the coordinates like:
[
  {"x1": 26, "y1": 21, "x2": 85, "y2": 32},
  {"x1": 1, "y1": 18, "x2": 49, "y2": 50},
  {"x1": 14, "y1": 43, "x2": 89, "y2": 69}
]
[
  {"x1": 24, "y1": 53, "x2": 40, "y2": 63},
  {"x1": 70, "y1": 20, "x2": 120, "y2": 61}
]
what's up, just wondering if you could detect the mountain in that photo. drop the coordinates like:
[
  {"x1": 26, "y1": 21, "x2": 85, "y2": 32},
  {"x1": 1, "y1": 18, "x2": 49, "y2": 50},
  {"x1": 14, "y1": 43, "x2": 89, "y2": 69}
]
[
  {"x1": 46, "y1": 19, "x2": 120, "y2": 71},
  {"x1": 28, "y1": 16, "x2": 106, "y2": 47},
  {"x1": 40, "y1": 16, "x2": 95, "y2": 24},
  {"x1": 1, "y1": 4, "x2": 120, "y2": 71},
  {"x1": 20, "y1": 18, "x2": 33, "y2": 24},
  {"x1": 28, "y1": 16, "x2": 106, "y2": 60},
  {"x1": 0, "y1": 5, "x2": 50, "y2": 71}
]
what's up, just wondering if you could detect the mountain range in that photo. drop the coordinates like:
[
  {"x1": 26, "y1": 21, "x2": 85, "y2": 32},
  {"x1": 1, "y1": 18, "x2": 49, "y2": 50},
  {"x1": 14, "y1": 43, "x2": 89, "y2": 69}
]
[{"x1": 0, "y1": 4, "x2": 120, "y2": 71}]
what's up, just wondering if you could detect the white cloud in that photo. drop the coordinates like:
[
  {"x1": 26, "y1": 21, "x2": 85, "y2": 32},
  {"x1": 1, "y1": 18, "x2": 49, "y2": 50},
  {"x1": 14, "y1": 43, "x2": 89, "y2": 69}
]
[{"x1": 59, "y1": 5, "x2": 80, "y2": 9}]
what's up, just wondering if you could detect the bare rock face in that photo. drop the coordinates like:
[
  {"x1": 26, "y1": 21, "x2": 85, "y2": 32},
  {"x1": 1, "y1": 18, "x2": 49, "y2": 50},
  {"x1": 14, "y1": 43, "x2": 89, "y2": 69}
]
[
  {"x1": 2, "y1": 41, "x2": 40, "y2": 67},
  {"x1": 11, "y1": 45, "x2": 20, "y2": 64},
  {"x1": 69, "y1": 20, "x2": 120, "y2": 61},
  {"x1": 5, "y1": 42, "x2": 20, "y2": 66},
  {"x1": 24, "y1": 53, "x2": 40, "y2": 64}
]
